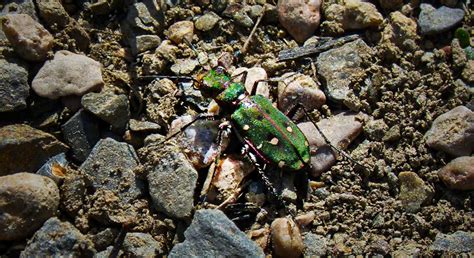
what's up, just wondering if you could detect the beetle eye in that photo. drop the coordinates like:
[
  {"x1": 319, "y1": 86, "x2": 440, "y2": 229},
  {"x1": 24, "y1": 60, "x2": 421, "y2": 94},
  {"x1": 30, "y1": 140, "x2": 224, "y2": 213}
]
[{"x1": 216, "y1": 66, "x2": 224, "y2": 74}]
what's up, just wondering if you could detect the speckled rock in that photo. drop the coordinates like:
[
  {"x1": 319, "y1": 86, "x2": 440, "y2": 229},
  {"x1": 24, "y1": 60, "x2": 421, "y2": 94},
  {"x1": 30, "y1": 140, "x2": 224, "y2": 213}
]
[
  {"x1": 0, "y1": 124, "x2": 68, "y2": 176},
  {"x1": 323, "y1": 0, "x2": 383, "y2": 33},
  {"x1": 169, "y1": 209, "x2": 264, "y2": 257},
  {"x1": 81, "y1": 91, "x2": 130, "y2": 129},
  {"x1": 195, "y1": 11, "x2": 220, "y2": 31},
  {"x1": 1, "y1": 13, "x2": 53, "y2": 61},
  {"x1": 418, "y1": 4, "x2": 464, "y2": 35},
  {"x1": 232, "y1": 67, "x2": 270, "y2": 98},
  {"x1": 277, "y1": 0, "x2": 321, "y2": 43},
  {"x1": 61, "y1": 110, "x2": 100, "y2": 162},
  {"x1": 430, "y1": 231, "x2": 474, "y2": 253},
  {"x1": 168, "y1": 20, "x2": 194, "y2": 44},
  {"x1": 398, "y1": 172, "x2": 434, "y2": 213},
  {"x1": 20, "y1": 217, "x2": 95, "y2": 257},
  {"x1": 382, "y1": 11, "x2": 419, "y2": 51},
  {"x1": 170, "y1": 58, "x2": 198, "y2": 75},
  {"x1": 271, "y1": 217, "x2": 304, "y2": 258},
  {"x1": 298, "y1": 112, "x2": 363, "y2": 177},
  {"x1": 60, "y1": 172, "x2": 86, "y2": 216},
  {"x1": 122, "y1": 233, "x2": 164, "y2": 257},
  {"x1": 461, "y1": 60, "x2": 474, "y2": 85},
  {"x1": 424, "y1": 106, "x2": 474, "y2": 157},
  {"x1": 0, "y1": 173, "x2": 59, "y2": 241},
  {"x1": 121, "y1": 0, "x2": 166, "y2": 37},
  {"x1": 316, "y1": 39, "x2": 372, "y2": 103},
  {"x1": 130, "y1": 34, "x2": 161, "y2": 56},
  {"x1": 32, "y1": 50, "x2": 104, "y2": 99},
  {"x1": 364, "y1": 119, "x2": 389, "y2": 141},
  {"x1": 303, "y1": 233, "x2": 327, "y2": 256},
  {"x1": 0, "y1": 59, "x2": 29, "y2": 112},
  {"x1": 438, "y1": 156, "x2": 474, "y2": 190}
]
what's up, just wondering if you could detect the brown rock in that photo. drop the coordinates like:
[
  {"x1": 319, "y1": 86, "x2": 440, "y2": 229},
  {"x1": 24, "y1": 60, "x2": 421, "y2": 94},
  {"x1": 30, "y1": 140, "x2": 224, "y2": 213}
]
[
  {"x1": 271, "y1": 217, "x2": 304, "y2": 258},
  {"x1": 398, "y1": 172, "x2": 434, "y2": 213},
  {"x1": 168, "y1": 21, "x2": 194, "y2": 44},
  {"x1": 438, "y1": 156, "x2": 474, "y2": 190},
  {"x1": 277, "y1": 0, "x2": 321, "y2": 43},
  {"x1": 461, "y1": 60, "x2": 474, "y2": 84}
]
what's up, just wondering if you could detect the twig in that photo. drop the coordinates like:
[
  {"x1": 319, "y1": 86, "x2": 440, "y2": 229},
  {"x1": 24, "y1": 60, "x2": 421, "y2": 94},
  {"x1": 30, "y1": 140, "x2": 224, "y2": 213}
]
[{"x1": 241, "y1": 6, "x2": 266, "y2": 54}]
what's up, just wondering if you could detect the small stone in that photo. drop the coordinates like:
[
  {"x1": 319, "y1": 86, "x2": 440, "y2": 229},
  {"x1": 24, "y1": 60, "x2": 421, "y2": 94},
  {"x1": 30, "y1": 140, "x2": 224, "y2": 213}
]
[
  {"x1": 36, "y1": 0, "x2": 70, "y2": 28},
  {"x1": 1, "y1": 14, "x2": 53, "y2": 61},
  {"x1": 364, "y1": 119, "x2": 388, "y2": 141},
  {"x1": 122, "y1": 233, "x2": 164, "y2": 257},
  {"x1": 461, "y1": 60, "x2": 474, "y2": 85},
  {"x1": 121, "y1": 0, "x2": 166, "y2": 36},
  {"x1": 0, "y1": 124, "x2": 68, "y2": 176},
  {"x1": 168, "y1": 20, "x2": 194, "y2": 44},
  {"x1": 60, "y1": 172, "x2": 86, "y2": 216},
  {"x1": 142, "y1": 141, "x2": 198, "y2": 219},
  {"x1": 424, "y1": 106, "x2": 474, "y2": 157},
  {"x1": 398, "y1": 171, "x2": 434, "y2": 213},
  {"x1": 323, "y1": 0, "x2": 383, "y2": 33},
  {"x1": 129, "y1": 119, "x2": 161, "y2": 132},
  {"x1": 81, "y1": 91, "x2": 130, "y2": 129},
  {"x1": 0, "y1": 173, "x2": 59, "y2": 241},
  {"x1": 271, "y1": 217, "x2": 304, "y2": 258},
  {"x1": 277, "y1": 0, "x2": 321, "y2": 43},
  {"x1": 169, "y1": 209, "x2": 264, "y2": 257},
  {"x1": 438, "y1": 156, "x2": 474, "y2": 190},
  {"x1": 378, "y1": 0, "x2": 403, "y2": 10},
  {"x1": 130, "y1": 34, "x2": 161, "y2": 56},
  {"x1": 297, "y1": 112, "x2": 363, "y2": 177},
  {"x1": 170, "y1": 58, "x2": 198, "y2": 75},
  {"x1": 0, "y1": 59, "x2": 29, "y2": 112},
  {"x1": 32, "y1": 50, "x2": 104, "y2": 99},
  {"x1": 20, "y1": 217, "x2": 95, "y2": 257},
  {"x1": 248, "y1": 226, "x2": 271, "y2": 251},
  {"x1": 36, "y1": 152, "x2": 68, "y2": 184},
  {"x1": 430, "y1": 231, "x2": 474, "y2": 253},
  {"x1": 61, "y1": 110, "x2": 100, "y2": 162},
  {"x1": 79, "y1": 138, "x2": 143, "y2": 203},
  {"x1": 223, "y1": 4, "x2": 254, "y2": 28},
  {"x1": 277, "y1": 72, "x2": 326, "y2": 120},
  {"x1": 1, "y1": 0, "x2": 39, "y2": 22},
  {"x1": 232, "y1": 67, "x2": 270, "y2": 98},
  {"x1": 303, "y1": 233, "x2": 327, "y2": 256},
  {"x1": 316, "y1": 39, "x2": 373, "y2": 103},
  {"x1": 382, "y1": 11, "x2": 419, "y2": 51},
  {"x1": 418, "y1": 4, "x2": 464, "y2": 35},
  {"x1": 195, "y1": 11, "x2": 220, "y2": 31}
]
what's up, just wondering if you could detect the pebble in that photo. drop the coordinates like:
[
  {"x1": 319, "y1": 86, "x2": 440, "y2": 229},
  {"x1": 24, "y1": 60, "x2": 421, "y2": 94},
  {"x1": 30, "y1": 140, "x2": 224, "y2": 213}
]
[
  {"x1": 364, "y1": 119, "x2": 389, "y2": 141},
  {"x1": 424, "y1": 105, "x2": 474, "y2": 157},
  {"x1": 122, "y1": 232, "x2": 165, "y2": 257},
  {"x1": 79, "y1": 138, "x2": 143, "y2": 203},
  {"x1": 168, "y1": 20, "x2": 194, "y2": 44},
  {"x1": 143, "y1": 140, "x2": 198, "y2": 219},
  {"x1": 277, "y1": 0, "x2": 321, "y2": 43},
  {"x1": 1, "y1": 14, "x2": 53, "y2": 61},
  {"x1": 122, "y1": 0, "x2": 166, "y2": 36},
  {"x1": 169, "y1": 209, "x2": 264, "y2": 257},
  {"x1": 378, "y1": 0, "x2": 403, "y2": 10},
  {"x1": 129, "y1": 119, "x2": 161, "y2": 132},
  {"x1": 461, "y1": 60, "x2": 474, "y2": 85},
  {"x1": 32, "y1": 50, "x2": 104, "y2": 99},
  {"x1": 36, "y1": 152, "x2": 68, "y2": 184},
  {"x1": 195, "y1": 11, "x2": 221, "y2": 31},
  {"x1": 61, "y1": 110, "x2": 100, "y2": 162},
  {"x1": 81, "y1": 91, "x2": 130, "y2": 130},
  {"x1": 303, "y1": 233, "x2": 327, "y2": 256},
  {"x1": 1, "y1": 0, "x2": 39, "y2": 21},
  {"x1": 277, "y1": 72, "x2": 326, "y2": 120},
  {"x1": 398, "y1": 171, "x2": 434, "y2": 213},
  {"x1": 232, "y1": 67, "x2": 270, "y2": 98},
  {"x1": 316, "y1": 39, "x2": 373, "y2": 103},
  {"x1": 170, "y1": 58, "x2": 198, "y2": 75},
  {"x1": 438, "y1": 156, "x2": 474, "y2": 190},
  {"x1": 383, "y1": 11, "x2": 419, "y2": 50},
  {"x1": 0, "y1": 173, "x2": 59, "y2": 241},
  {"x1": 60, "y1": 172, "x2": 86, "y2": 216},
  {"x1": 0, "y1": 124, "x2": 68, "y2": 176},
  {"x1": 418, "y1": 4, "x2": 464, "y2": 35},
  {"x1": 222, "y1": 4, "x2": 253, "y2": 28},
  {"x1": 271, "y1": 217, "x2": 304, "y2": 258},
  {"x1": 20, "y1": 217, "x2": 95, "y2": 257},
  {"x1": 323, "y1": 0, "x2": 383, "y2": 33},
  {"x1": 130, "y1": 34, "x2": 161, "y2": 56},
  {"x1": 430, "y1": 231, "x2": 474, "y2": 253},
  {"x1": 0, "y1": 59, "x2": 29, "y2": 112},
  {"x1": 297, "y1": 112, "x2": 363, "y2": 177},
  {"x1": 35, "y1": 0, "x2": 70, "y2": 28}
]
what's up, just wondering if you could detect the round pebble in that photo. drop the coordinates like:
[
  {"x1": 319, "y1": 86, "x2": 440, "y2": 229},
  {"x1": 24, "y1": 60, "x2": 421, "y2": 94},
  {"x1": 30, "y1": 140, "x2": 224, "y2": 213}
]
[
  {"x1": 271, "y1": 217, "x2": 304, "y2": 258},
  {"x1": 277, "y1": 0, "x2": 321, "y2": 43},
  {"x1": 438, "y1": 156, "x2": 474, "y2": 190}
]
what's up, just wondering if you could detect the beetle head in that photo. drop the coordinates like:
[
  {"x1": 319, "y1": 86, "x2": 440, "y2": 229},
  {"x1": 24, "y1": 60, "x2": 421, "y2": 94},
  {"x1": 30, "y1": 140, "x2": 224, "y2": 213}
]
[{"x1": 195, "y1": 66, "x2": 230, "y2": 98}]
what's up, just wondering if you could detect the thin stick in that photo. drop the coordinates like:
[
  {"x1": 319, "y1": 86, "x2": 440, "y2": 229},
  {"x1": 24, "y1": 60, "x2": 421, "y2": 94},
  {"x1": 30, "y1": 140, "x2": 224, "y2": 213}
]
[{"x1": 241, "y1": 6, "x2": 266, "y2": 54}]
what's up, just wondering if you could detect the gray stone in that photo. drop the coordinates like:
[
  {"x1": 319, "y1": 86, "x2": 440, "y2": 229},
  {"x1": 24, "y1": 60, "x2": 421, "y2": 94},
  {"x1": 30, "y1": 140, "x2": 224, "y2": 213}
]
[
  {"x1": 20, "y1": 217, "x2": 95, "y2": 257},
  {"x1": 36, "y1": 0, "x2": 70, "y2": 28},
  {"x1": 0, "y1": 173, "x2": 59, "y2": 241},
  {"x1": 61, "y1": 110, "x2": 100, "y2": 162},
  {"x1": 131, "y1": 34, "x2": 161, "y2": 56},
  {"x1": 316, "y1": 39, "x2": 372, "y2": 103},
  {"x1": 122, "y1": 0, "x2": 166, "y2": 36},
  {"x1": 398, "y1": 172, "x2": 434, "y2": 213},
  {"x1": 0, "y1": 59, "x2": 29, "y2": 112},
  {"x1": 122, "y1": 233, "x2": 164, "y2": 257},
  {"x1": 195, "y1": 12, "x2": 221, "y2": 31},
  {"x1": 32, "y1": 50, "x2": 104, "y2": 99},
  {"x1": 0, "y1": 124, "x2": 68, "y2": 176},
  {"x1": 36, "y1": 152, "x2": 68, "y2": 184},
  {"x1": 1, "y1": 0, "x2": 39, "y2": 21},
  {"x1": 1, "y1": 13, "x2": 53, "y2": 61},
  {"x1": 79, "y1": 138, "x2": 143, "y2": 203},
  {"x1": 129, "y1": 119, "x2": 161, "y2": 132},
  {"x1": 303, "y1": 233, "x2": 327, "y2": 257},
  {"x1": 424, "y1": 106, "x2": 474, "y2": 157},
  {"x1": 222, "y1": 4, "x2": 253, "y2": 28},
  {"x1": 169, "y1": 209, "x2": 264, "y2": 257},
  {"x1": 418, "y1": 4, "x2": 464, "y2": 35},
  {"x1": 60, "y1": 172, "x2": 86, "y2": 216},
  {"x1": 430, "y1": 231, "x2": 474, "y2": 253},
  {"x1": 144, "y1": 141, "x2": 197, "y2": 219},
  {"x1": 171, "y1": 58, "x2": 198, "y2": 75},
  {"x1": 81, "y1": 91, "x2": 130, "y2": 129}
]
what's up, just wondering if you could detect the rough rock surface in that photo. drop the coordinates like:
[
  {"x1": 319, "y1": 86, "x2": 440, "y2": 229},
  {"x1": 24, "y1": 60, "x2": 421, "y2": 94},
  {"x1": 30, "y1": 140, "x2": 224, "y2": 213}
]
[
  {"x1": 0, "y1": 59, "x2": 29, "y2": 112},
  {"x1": 277, "y1": 0, "x2": 321, "y2": 43},
  {"x1": 418, "y1": 4, "x2": 464, "y2": 35},
  {"x1": 169, "y1": 209, "x2": 264, "y2": 257},
  {"x1": 0, "y1": 124, "x2": 68, "y2": 176},
  {"x1": 0, "y1": 173, "x2": 59, "y2": 241},
  {"x1": 398, "y1": 172, "x2": 434, "y2": 213},
  {"x1": 81, "y1": 91, "x2": 130, "y2": 129},
  {"x1": 61, "y1": 110, "x2": 100, "y2": 162},
  {"x1": 438, "y1": 156, "x2": 474, "y2": 190},
  {"x1": 430, "y1": 231, "x2": 474, "y2": 253}
]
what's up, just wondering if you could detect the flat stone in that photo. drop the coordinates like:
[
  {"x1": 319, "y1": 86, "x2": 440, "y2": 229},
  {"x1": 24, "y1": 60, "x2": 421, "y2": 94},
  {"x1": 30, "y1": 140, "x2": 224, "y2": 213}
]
[
  {"x1": 20, "y1": 217, "x2": 95, "y2": 257},
  {"x1": 81, "y1": 91, "x2": 130, "y2": 129},
  {"x1": 79, "y1": 138, "x2": 143, "y2": 203},
  {"x1": 170, "y1": 58, "x2": 198, "y2": 75},
  {"x1": 418, "y1": 4, "x2": 464, "y2": 35},
  {"x1": 169, "y1": 209, "x2": 264, "y2": 257},
  {"x1": 1, "y1": 13, "x2": 53, "y2": 61},
  {"x1": 438, "y1": 156, "x2": 474, "y2": 190},
  {"x1": 168, "y1": 20, "x2": 194, "y2": 44},
  {"x1": 129, "y1": 119, "x2": 161, "y2": 132},
  {"x1": 121, "y1": 0, "x2": 165, "y2": 36},
  {"x1": 430, "y1": 231, "x2": 474, "y2": 253},
  {"x1": 398, "y1": 171, "x2": 434, "y2": 213},
  {"x1": 303, "y1": 233, "x2": 327, "y2": 256},
  {"x1": 0, "y1": 59, "x2": 29, "y2": 112},
  {"x1": 424, "y1": 106, "x2": 474, "y2": 157},
  {"x1": 32, "y1": 50, "x2": 104, "y2": 99},
  {"x1": 195, "y1": 12, "x2": 220, "y2": 31},
  {"x1": 122, "y1": 233, "x2": 164, "y2": 257},
  {"x1": 316, "y1": 39, "x2": 372, "y2": 103},
  {"x1": 0, "y1": 124, "x2": 68, "y2": 176},
  {"x1": 0, "y1": 173, "x2": 59, "y2": 241},
  {"x1": 277, "y1": 0, "x2": 321, "y2": 43},
  {"x1": 61, "y1": 110, "x2": 100, "y2": 162},
  {"x1": 130, "y1": 34, "x2": 161, "y2": 56}
]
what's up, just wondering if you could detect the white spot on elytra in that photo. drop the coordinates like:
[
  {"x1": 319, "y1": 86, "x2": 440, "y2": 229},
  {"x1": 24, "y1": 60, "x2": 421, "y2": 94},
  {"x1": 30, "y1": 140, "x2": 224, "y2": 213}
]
[
  {"x1": 257, "y1": 143, "x2": 263, "y2": 149},
  {"x1": 243, "y1": 124, "x2": 250, "y2": 131},
  {"x1": 278, "y1": 161, "x2": 285, "y2": 168},
  {"x1": 286, "y1": 126, "x2": 293, "y2": 133},
  {"x1": 270, "y1": 137, "x2": 279, "y2": 145}
]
